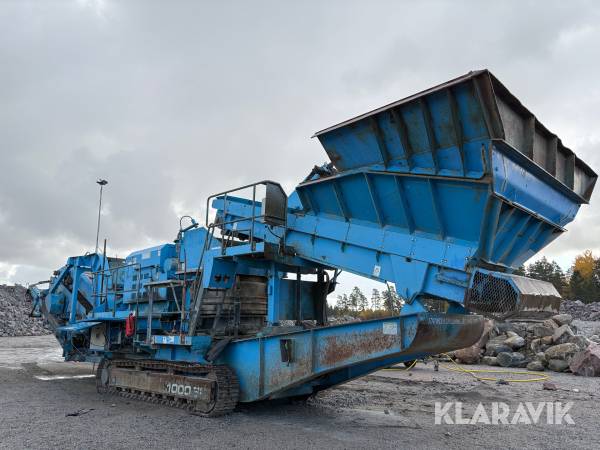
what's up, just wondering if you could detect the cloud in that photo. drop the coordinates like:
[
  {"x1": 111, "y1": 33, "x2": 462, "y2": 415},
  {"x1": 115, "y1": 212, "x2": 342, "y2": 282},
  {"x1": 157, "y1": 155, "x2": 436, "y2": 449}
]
[{"x1": 1, "y1": 0, "x2": 599, "y2": 287}]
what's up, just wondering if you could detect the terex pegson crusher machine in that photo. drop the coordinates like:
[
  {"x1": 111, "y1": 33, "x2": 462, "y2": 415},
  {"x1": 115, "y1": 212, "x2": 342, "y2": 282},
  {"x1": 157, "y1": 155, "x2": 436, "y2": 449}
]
[{"x1": 29, "y1": 70, "x2": 596, "y2": 415}]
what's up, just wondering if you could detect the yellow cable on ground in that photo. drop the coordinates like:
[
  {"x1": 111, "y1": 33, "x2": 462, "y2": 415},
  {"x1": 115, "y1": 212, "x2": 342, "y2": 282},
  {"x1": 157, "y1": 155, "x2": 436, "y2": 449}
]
[
  {"x1": 440, "y1": 353, "x2": 550, "y2": 383},
  {"x1": 384, "y1": 353, "x2": 550, "y2": 383}
]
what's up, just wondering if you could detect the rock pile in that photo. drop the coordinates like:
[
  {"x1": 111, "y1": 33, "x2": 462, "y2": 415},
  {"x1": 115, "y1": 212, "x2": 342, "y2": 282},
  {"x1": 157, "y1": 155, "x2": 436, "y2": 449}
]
[
  {"x1": 560, "y1": 299, "x2": 600, "y2": 321},
  {"x1": 0, "y1": 284, "x2": 51, "y2": 337},
  {"x1": 453, "y1": 313, "x2": 600, "y2": 376}
]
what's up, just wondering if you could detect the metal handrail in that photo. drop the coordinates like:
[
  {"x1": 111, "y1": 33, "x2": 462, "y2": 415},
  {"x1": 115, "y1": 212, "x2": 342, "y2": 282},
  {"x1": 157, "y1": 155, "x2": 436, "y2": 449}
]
[
  {"x1": 204, "y1": 180, "x2": 287, "y2": 254},
  {"x1": 90, "y1": 262, "x2": 142, "y2": 310},
  {"x1": 186, "y1": 181, "x2": 288, "y2": 337}
]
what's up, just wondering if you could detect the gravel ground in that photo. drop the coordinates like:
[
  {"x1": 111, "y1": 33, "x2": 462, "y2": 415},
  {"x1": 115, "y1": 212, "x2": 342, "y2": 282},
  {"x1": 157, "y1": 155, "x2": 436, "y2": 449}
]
[{"x1": 1, "y1": 335, "x2": 599, "y2": 450}]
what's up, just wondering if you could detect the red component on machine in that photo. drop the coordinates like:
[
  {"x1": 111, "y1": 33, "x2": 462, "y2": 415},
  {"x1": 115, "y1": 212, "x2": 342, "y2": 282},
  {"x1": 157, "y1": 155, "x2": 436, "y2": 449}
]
[{"x1": 125, "y1": 313, "x2": 135, "y2": 337}]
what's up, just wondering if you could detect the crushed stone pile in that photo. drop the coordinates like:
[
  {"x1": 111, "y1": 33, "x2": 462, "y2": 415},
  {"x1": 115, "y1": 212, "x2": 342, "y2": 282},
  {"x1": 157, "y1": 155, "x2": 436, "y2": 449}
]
[
  {"x1": 0, "y1": 284, "x2": 52, "y2": 337},
  {"x1": 560, "y1": 299, "x2": 600, "y2": 321},
  {"x1": 452, "y1": 313, "x2": 600, "y2": 376}
]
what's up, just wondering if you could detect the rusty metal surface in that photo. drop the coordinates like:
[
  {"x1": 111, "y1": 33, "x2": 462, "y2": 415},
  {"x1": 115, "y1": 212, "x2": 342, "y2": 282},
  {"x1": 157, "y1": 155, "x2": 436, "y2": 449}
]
[
  {"x1": 320, "y1": 330, "x2": 401, "y2": 367},
  {"x1": 240, "y1": 313, "x2": 484, "y2": 402},
  {"x1": 401, "y1": 313, "x2": 484, "y2": 355}
]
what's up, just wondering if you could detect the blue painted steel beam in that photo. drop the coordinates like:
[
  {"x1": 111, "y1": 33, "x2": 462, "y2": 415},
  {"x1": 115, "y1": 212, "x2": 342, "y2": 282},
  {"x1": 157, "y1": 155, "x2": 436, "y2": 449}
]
[
  {"x1": 419, "y1": 98, "x2": 439, "y2": 173},
  {"x1": 363, "y1": 173, "x2": 383, "y2": 227},
  {"x1": 331, "y1": 179, "x2": 350, "y2": 221},
  {"x1": 428, "y1": 179, "x2": 445, "y2": 239},
  {"x1": 446, "y1": 87, "x2": 466, "y2": 176},
  {"x1": 394, "y1": 176, "x2": 415, "y2": 233},
  {"x1": 389, "y1": 107, "x2": 413, "y2": 170},
  {"x1": 370, "y1": 117, "x2": 390, "y2": 168}
]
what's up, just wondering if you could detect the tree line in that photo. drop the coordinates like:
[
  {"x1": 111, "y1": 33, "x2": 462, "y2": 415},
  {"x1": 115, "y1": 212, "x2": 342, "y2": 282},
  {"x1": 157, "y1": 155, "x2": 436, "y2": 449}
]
[
  {"x1": 515, "y1": 250, "x2": 600, "y2": 303},
  {"x1": 328, "y1": 286, "x2": 403, "y2": 319}
]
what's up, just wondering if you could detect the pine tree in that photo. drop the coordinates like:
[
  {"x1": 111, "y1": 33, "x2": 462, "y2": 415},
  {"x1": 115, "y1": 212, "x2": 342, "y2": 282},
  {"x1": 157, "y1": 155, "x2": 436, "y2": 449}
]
[
  {"x1": 349, "y1": 287, "x2": 368, "y2": 312},
  {"x1": 527, "y1": 256, "x2": 566, "y2": 295},
  {"x1": 336, "y1": 294, "x2": 350, "y2": 312},
  {"x1": 382, "y1": 286, "x2": 401, "y2": 313},
  {"x1": 371, "y1": 289, "x2": 382, "y2": 310}
]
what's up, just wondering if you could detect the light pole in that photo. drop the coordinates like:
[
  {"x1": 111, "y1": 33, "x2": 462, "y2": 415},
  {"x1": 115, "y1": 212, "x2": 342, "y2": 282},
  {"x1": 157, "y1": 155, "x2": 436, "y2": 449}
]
[{"x1": 95, "y1": 179, "x2": 108, "y2": 253}]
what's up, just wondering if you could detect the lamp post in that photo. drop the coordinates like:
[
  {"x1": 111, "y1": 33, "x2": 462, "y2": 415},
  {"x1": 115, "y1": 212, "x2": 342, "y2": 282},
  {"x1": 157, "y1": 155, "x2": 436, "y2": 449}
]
[{"x1": 95, "y1": 179, "x2": 108, "y2": 253}]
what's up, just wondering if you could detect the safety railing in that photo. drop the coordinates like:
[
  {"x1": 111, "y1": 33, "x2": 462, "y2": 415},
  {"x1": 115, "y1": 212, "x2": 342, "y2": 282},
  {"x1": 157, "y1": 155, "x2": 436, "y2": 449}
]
[
  {"x1": 186, "y1": 180, "x2": 288, "y2": 336},
  {"x1": 90, "y1": 261, "x2": 142, "y2": 317},
  {"x1": 204, "y1": 180, "x2": 287, "y2": 255}
]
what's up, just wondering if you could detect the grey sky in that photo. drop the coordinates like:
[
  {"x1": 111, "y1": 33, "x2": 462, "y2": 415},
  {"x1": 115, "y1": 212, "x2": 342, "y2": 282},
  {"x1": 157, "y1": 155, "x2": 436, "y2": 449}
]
[{"x1": 1, "y1": 0, "x2": 599, "y2": 297}]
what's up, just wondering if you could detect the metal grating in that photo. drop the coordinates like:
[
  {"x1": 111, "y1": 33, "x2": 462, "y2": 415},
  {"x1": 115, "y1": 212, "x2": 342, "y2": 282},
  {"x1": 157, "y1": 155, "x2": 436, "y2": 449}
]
[{"x1": 464, "y1": 271, "x2": 518, "y2": 320}]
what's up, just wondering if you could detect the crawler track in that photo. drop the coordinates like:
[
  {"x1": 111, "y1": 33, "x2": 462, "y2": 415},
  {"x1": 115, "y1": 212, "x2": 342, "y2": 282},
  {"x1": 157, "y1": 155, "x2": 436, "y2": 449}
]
[{"x1": 96, "y1": 359, "x2": 239, "y2": 417}]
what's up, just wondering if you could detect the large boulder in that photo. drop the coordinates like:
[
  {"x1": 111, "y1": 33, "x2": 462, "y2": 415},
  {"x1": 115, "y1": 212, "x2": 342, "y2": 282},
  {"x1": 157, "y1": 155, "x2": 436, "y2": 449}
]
[
  {"x1": 544, "y1": 343, "x2": 579, "y2": 361},
  {"x1": 485, "y1": 342, "x2": 512, "y2": 357},
  {"x1": 535, "y1": 352, "x2": 547, "y2": 364},
  {"x1": 526, "y1": 360, "x2": 545, "y2": 372},
  {"x1": 452, "y1": 319, "x2": 493, "y2": 364},
  {"x1": 570, "y1": 343, "x2": 600, "y2": 377},
  {"x1": 531, "y1": 337, "x2": 556, "y2": 354},
  {"x1": 496, "y1": 322, "x2": 527, "y2": 338},
  {"x1": 552, "y1": 324, "x2": 574, "y2": 344},
  {"x1": 530, "y1": 324, "x2": 554, "y2": 338},
  {"x1": 504, "y1": 335, "x2": 525, "y2": 349},
  {"x1": 547, "y1": 359, "x2": 570, "y2": 372},
  {"x1": 481, "y1": 356, "x2": 499, "y2": 366},
  {"x1": 543, "y1": 319, "x2": 559, "y2": 330},
  {"x1": 453, "y1": 345, "x2": 482, "y2": 364},
  {"x1": 551, "y1": 314, "x2": 573, "y2": 326},
  {"x1": 568, "y1": 335, "x2": 590, "y2": 351},
  {"x1": 497, "y1": 352, "x2": 526, "y2": 368}
]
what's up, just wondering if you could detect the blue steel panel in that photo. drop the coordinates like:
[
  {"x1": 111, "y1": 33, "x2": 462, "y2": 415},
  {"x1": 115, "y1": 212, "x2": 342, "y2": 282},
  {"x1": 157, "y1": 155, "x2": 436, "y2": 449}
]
[
  {"x1": 512, "y1": 225, "x2": 560, "y2": 267},
  {"x1": 381, "y1": 228, "x2": 414, "y2": 257},
  {"x1": 370, "y1": 174, "x2": 410, "y2": 229},
  {"x1": 492, "y1": 143, "x2": 580, "y2": 227},
  {"x1": 180, "y1": 227, "x2": 213, "y2": 269},
  {"x1": 437, "y1": 146, "x2": 463, "y2": 174},
  {"x1": 402, "y1": 177, "x2": 439, "y2": 235},
  {"x1": 278, "y1": 279, "x2": 317, "y2": 320},
  {"x1": 316, "y1": 75, "x2": 491, "y2": 180},
  {"x1": 452, "y1": 82, "x2": 488, "y2": 141},
  {"x1": 400, "y1": 100, "x2": 429, "y2": 155},
  {"x1": 427, "y1": 90, "x2": 455, "y2": 150},
  {"x1": 410, "y1": 152, "x2": 436, "y2": 174},
  {"x1": 337, "y1": 174, "x2": 378, "y2": 223},
  {"x1": 309, "y1": 181, "x2": 342, "y2": 216},
  {"x1": 433, "y1": 179, "x2": 487, "y2": 242},
  {"x1": 375, "y1": 111, "x2": 409, "y2": 164},
  {"x1": 312, "y1": 216, "x2": 349, "y2": 243},
  {"x1": 463, "y1": 140, "x2": 487, "y2": 175},
  {"x1": 318, "y1": 121, "x2": 381, "y2": 170}
]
